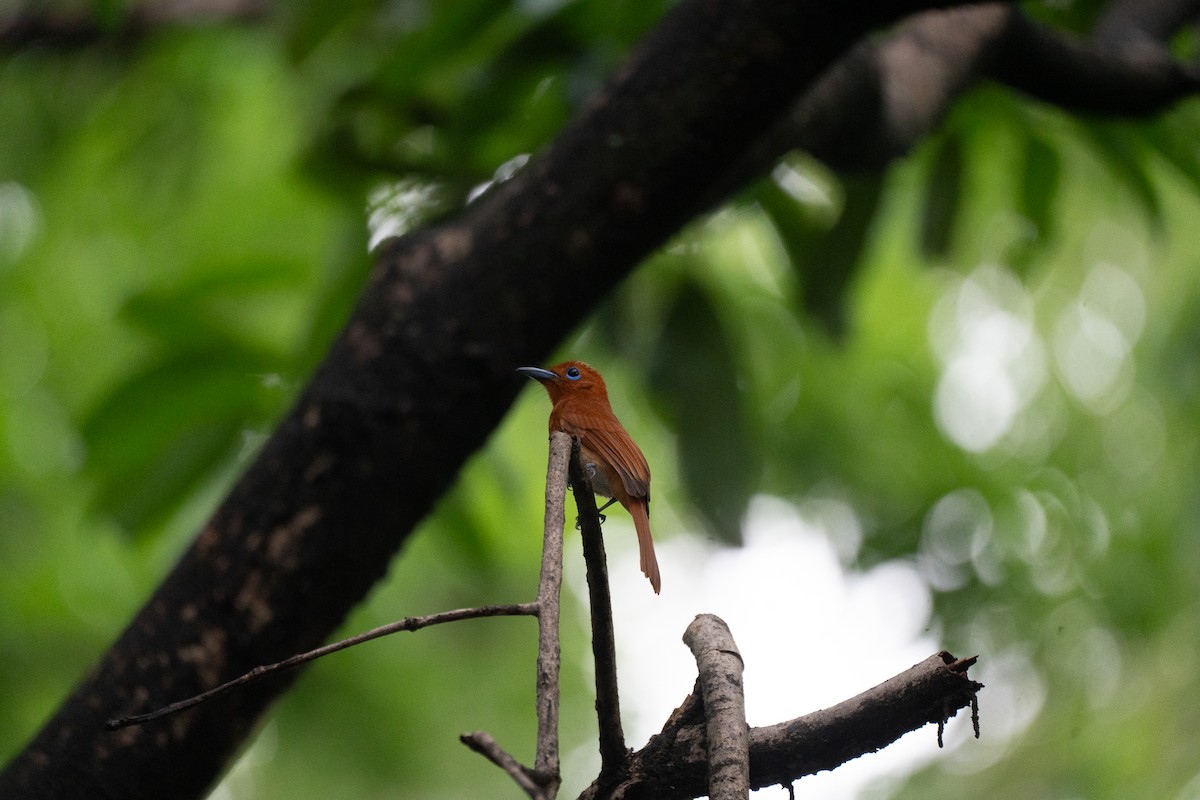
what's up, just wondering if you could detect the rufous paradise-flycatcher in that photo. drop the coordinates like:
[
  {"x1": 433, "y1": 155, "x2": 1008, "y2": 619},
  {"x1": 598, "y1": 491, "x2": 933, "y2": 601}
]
[{"x1": 517, "y1": 361, "x2": 661, "y2": 594}]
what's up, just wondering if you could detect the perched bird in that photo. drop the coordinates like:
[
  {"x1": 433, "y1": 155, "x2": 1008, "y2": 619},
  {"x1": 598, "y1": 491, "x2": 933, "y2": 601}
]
[{"x1": 517, "y1": 361, "x2": 661, "y2": 594}]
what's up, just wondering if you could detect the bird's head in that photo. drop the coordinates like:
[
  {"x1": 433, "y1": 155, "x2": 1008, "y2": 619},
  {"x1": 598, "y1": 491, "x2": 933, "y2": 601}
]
[{"x1": 516, "y1": 361, "x2": 608, "y2": 403}]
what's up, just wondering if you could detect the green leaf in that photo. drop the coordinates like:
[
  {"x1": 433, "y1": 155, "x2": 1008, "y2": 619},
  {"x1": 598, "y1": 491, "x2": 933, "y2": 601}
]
[
  {"x1": 757, "y1": 173, "x2": 882, "y2": 337},
  {"x1": 1140, "y1": 111, "x2": 1200, "y2": 197},
  {"x1": 1020, "y1": 134, "x2": 1060, "y2": 239},
  {"x1": 1012, "y1": 132, "x2": 1061, "y2": 269},
  {"x1": 649, "y1": 280, "x2": 759, "y2": 544},
  {"x1": 82, "y1": 351, "x2": 272, "y2": 534},
  {"x1": 919, "y1": 133, "x2": 963, "y2": 261},
  {"x1": 1083, "y1": 124, "x2": 1162, "y2": 226}
]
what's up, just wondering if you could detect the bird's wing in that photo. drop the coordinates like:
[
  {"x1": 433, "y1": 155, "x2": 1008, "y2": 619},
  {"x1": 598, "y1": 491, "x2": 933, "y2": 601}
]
[{"x1": 553, "y1": 405, "x2": 650, "y2": 500}]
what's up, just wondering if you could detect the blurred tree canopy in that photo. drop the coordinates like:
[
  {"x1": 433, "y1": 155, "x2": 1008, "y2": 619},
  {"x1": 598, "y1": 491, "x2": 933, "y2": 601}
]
[{"x1": 2, "y1": 0, "x2": 1200, "y2": 798}]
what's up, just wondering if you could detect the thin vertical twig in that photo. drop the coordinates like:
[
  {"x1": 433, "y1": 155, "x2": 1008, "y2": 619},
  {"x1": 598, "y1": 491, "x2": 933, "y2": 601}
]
[
  {"x1": 531, "y1": 430, "x2": 571, "y2": 795},
  {"x1": 568, "y1": 442, "x2": 628, "y2": 776},
  {"x1": 459, "y1": 431, "x2": 569, "y2": 799}
]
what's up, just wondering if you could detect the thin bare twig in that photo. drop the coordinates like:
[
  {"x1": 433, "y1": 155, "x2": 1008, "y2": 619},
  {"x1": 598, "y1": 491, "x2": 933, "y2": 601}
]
[
  {"x1": 105, "y1": 602, "x2": 538, "y2": 730},
  {"x1": 461, "y1": 731, "x2": 545, "y2": 798},
  {"x1": 568, "y1": 441, "x2": 628, "y2": 777},
  {"x1": 684, "y1": 614, "x2": 750, "y2": 800}
]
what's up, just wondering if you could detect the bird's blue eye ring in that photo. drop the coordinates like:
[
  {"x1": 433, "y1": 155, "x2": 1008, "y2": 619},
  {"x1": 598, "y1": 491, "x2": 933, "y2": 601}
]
[{"x1": 566, "y1": 366, "x2": 582, "y2": 380}]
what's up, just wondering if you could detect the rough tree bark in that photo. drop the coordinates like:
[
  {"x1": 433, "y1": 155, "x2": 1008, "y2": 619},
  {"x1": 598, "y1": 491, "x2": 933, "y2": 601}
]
[{"x1": 0, "y1": 0, "x2": 1195, "y2": 797}]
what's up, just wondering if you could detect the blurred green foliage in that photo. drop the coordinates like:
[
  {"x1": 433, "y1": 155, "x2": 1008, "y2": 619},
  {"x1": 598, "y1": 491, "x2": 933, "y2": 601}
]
[{"x1": 2, "y1": 1, "x2": 1200, "y2": 799}]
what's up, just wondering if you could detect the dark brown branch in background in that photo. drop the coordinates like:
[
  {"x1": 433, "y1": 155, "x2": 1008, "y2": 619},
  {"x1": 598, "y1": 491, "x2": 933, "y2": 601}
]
[
  {"x1": 568, "y1": 442, "x2": 629, "y2": 782},
  {"x1": 1, "y1": 1, "x2": 1195, "y2": 797},
  {"x1": 580, "y1": 651, "x2": 982, "y2": 799},
  {"x1": 986, "y1": 7, "x2": 1199, "y2": 114},
  {"x1": 1093, "y1": 0, "x2": 1200, "y2": 52},
  {"x1": 683, "y1": 615, "x2": 750, "y2": 800},
  {"x1": 0, "y1": 0, "x2": 269, "y2": 48},
  {"x1": 721, "y1": 2, "x2": 1200, "y2": 185}
]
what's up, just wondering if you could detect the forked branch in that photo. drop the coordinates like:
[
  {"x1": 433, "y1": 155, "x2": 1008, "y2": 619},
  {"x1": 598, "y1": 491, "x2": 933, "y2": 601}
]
[{"x1": 580, "y1": 651, "x2": 982, "y2": 799}]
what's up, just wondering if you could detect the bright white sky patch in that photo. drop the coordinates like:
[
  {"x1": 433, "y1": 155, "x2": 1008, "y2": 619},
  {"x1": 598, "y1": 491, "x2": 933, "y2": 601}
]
[{"x1": 929, "y1": 264, "x2": 1045, "y2": 452}]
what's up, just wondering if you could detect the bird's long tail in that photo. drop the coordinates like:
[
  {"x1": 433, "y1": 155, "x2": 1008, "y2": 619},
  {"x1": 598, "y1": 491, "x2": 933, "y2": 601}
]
[{"x1": 628, "y1": 500, "x2": 660, "y2": 594}]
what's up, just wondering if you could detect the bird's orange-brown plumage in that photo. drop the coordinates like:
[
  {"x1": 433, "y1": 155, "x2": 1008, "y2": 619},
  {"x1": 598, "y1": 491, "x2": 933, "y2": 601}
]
[{"x1": 518, "y1": 361, "x2": 660, "y2": 594}]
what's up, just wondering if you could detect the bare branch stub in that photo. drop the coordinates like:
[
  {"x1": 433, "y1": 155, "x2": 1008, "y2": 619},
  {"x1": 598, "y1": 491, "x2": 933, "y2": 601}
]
[{"x1": 684, "y1": 614, "x2": 750, "y2": 800}]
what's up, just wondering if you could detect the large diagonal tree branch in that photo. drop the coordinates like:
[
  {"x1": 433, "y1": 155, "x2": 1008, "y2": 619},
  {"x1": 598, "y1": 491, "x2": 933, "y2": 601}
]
[{"x1": 2, "y1": 1, "x2": 1197, "y2": 798}]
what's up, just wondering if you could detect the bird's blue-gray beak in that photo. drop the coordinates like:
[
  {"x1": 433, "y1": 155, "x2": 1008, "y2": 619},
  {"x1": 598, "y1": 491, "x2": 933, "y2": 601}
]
[{"x1": 516, "y1": 366, "x2": 557, "y2": 382}]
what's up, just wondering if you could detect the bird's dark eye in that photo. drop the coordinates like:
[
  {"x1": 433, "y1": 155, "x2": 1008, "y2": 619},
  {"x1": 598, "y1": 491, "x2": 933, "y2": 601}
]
[{"x1": 566, "y1": 366, "x2": 582, "y2": 380}]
